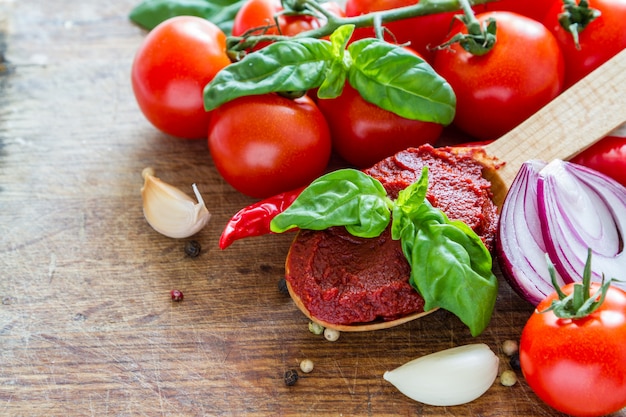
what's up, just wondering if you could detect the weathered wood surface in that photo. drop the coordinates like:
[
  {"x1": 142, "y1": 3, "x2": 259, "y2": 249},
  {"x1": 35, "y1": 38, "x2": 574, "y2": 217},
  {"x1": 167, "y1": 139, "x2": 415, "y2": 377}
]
[{"x1": 0, "y1": 1, "x2": 624, "y2": 416}]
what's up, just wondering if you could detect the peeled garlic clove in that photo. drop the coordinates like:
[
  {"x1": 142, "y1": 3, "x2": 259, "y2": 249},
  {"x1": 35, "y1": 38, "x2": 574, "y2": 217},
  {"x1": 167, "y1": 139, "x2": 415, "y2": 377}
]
[
  {"x1": 383, "y1": 343, "x2": 499, "y2": 406},
  {"x1": 141, "y1": 167, "x2": 211, "y2": 238}
]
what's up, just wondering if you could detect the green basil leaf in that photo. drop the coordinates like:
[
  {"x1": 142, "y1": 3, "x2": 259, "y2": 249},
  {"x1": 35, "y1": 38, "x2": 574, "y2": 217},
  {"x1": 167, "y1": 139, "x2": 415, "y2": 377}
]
[
  {"x1": 392, "y1": 167, "x2": 429, "y2": 224},
  {"x1": 204, "y1": 38, "x2": 333, "y2": 111},
  {"x1": 270, "y1": 169, "x2": 392, "y2": 238},
  {"x1": 405, "y1": 202, "x2": 498, "y2": 336},
  {"x1": 317, "y1": 24, "x2": 354, "y2": 99},
  {"x1": 329, "y1": 24, "x2": 355, "y2": 57},
  {"x1": 391, "y1": 166, "x2": 429, "y2": 258},
  {"x1": 347, "y1": 39, "x2": 456, "y2": 125},
  {"x1": 317, "y1": 60, "x2": 348, "y2": 99},
  {"x1": 129, "y1": 0, "x2": 245, "y2": 35}
]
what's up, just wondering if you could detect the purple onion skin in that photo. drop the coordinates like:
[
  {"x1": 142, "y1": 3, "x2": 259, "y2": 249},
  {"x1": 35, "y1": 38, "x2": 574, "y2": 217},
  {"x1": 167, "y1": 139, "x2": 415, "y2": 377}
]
[
  {"x1": 497, "y1": 161, "x2": 554, "y2": 306},
  {"x1": 497, "y1": 159, "x2": 626, "y2": 306}
]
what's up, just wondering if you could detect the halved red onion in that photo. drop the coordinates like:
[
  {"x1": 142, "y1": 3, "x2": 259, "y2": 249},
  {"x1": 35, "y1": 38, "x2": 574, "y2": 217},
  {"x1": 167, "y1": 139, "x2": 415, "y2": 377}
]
[
  {"x1": 497, "y1": 159, "x2": 626, "y2": 306},
  {"x1": 538, "y1": 160, "x2": 626, "y2": 286},
  {"x1": 497, "y1": 160, "x2": 566, "y2": 305}
]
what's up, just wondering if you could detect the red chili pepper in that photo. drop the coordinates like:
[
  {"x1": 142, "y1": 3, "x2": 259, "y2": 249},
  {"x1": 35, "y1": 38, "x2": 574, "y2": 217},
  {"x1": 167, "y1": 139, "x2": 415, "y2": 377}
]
[{"x1": 219, "y1": 186, "x2": 305, "y2": 249}]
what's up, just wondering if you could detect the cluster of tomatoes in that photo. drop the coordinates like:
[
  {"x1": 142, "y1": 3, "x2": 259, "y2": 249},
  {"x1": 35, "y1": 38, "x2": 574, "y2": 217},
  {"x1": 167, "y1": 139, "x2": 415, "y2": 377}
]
[
  {"x1": 131, "y1": 0, "x2": 626, "y2": 199},
  {"x1": 130, "y1": 2, "x2": 626, "y2": 415}
]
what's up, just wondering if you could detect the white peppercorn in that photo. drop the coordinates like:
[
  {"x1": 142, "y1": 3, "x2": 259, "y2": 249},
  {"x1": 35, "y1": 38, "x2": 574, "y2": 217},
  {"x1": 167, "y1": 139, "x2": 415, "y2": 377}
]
[
  {"x1": 502, "y1": 339, "x2": 519, "y2": 357},
  {"x1": 300, "y1": 359, "x2": 314, "y2": 373},
  {"x1": 500, "y1": 370, "x2": 518, "y2": 387},
  {"x1": 324, "y1": 328, "x2": 340, "y2": 342}
]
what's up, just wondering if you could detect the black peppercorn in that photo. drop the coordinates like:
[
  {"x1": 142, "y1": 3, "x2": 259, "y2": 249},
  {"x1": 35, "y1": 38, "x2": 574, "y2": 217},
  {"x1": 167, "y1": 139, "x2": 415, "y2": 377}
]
[
  {"x1": 277, "y1": 278, "x2": 289, "y2": 295},
  {"x1": 184, "y1": 240, "x2": 201, "y2": 257},
  {"x1": 284, "y1": 369, "x2": 299, "y2": 386},
  {"x1": 509, "y1": 352, "x2": 521, "y2": 371}
]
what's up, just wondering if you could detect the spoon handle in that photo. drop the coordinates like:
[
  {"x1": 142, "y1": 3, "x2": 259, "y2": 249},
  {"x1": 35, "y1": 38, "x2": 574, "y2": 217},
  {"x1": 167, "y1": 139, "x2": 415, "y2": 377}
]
[{"x1": 484, "y1": 48, "x2": 626, "y2": 192}]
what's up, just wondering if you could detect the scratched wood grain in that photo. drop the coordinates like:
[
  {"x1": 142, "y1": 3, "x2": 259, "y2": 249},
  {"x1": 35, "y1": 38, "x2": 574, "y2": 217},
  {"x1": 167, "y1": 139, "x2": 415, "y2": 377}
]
[{"x1": 0, "y1": 1, "x2": 624, "y2": 416}]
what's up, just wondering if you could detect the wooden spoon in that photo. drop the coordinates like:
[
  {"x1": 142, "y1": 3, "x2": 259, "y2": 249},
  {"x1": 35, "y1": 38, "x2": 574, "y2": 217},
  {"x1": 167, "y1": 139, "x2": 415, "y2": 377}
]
[
  {"x1": 286, "y1": 279, "x2": 437, "y2": 332},
  {"x1": 478, "y1": 47, "x2": 626, "y2": 207},
  {"x1": 288, "y1": 48, "x2": 626, "y2": 332}
]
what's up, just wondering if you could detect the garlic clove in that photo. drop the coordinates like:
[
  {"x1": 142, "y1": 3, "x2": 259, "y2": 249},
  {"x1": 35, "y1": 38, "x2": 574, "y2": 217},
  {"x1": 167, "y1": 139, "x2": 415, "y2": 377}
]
[
  {"x1": 141, "y1": 167, "x2": 211, "y2": 239},
  {"x1": 383, "y1": 343, "x2": 499, "y2": 406}
]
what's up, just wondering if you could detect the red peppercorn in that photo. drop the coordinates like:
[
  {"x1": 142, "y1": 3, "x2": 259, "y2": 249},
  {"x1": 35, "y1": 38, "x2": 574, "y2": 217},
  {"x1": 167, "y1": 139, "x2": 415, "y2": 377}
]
[{"x1": 170, "y1": 289, "x2": 184, "y2": 302}]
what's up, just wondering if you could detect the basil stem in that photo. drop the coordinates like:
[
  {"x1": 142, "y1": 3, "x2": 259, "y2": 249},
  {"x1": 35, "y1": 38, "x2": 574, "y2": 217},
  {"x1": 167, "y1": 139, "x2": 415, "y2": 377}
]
[{"x1": 271, "y1": 167, "x2": 498, "y2": 336}]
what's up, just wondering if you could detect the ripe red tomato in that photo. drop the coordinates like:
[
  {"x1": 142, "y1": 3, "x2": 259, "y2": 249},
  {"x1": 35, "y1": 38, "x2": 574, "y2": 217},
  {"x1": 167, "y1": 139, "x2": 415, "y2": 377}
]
[
  {"x1": 345, "y1": 0, "x2": 459, "y2": 62},
  {"x1": 520, "y1": 282, "x2": 626, "y2": 417},
  {"x1": 484, "y1": 0, "x2": 558, "y2": 22},
  {"x1": 131, "y1": 16, "x2": 231, "y2": 139},
  {"x1": 208, "y1": 94, "x2": 332, "y2": 198},
  {"x1": 317, "y1": 83, "x2": 443, "y2": 168},
  {"x1": 543, "y1": 0, "x2": 626, "y2": 89},
  {"x1": 232, "y1": 0, "x2": 344, "y2": 40},
  {"x1": 570, "y1": 135, "x2": 626, "y2": 187},
  {"x1": 433, "y1": 11, "x2": 565, "y2": 140}
]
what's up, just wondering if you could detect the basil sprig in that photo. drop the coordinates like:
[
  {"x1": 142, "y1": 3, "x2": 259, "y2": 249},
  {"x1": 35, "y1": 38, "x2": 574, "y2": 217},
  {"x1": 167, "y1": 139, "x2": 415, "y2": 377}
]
[
  {"x1": 271, "y1": 168, "x2": 497, "y2": 336},
  {"x1": 204, "y1": 25, "x2": 456, "y2": 124},
  {"x1": 129, "y1": 0, "x2": 246, "y2": 34}
]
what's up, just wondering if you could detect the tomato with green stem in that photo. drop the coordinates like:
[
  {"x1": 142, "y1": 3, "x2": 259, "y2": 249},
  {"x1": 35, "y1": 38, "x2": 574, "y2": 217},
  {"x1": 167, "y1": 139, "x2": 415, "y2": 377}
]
[
  {"x1": 208, "y1": 94, "x2": 331, "y2": 199},
  {"x1": 131, "y1": 16, "x2": 231, "y2": 139},
  {"x1": 317, "y1": 82, "x2": 443, "y2": 168},
  {"x1": 520, "y1": 251, "x2": 626, "y2": 417},
  {"x1": 543, "y1": 0, "x2": 626, "y2": 89},
  {"x1": 433, "y1": 11, "x2": 565, "y2": 140}
]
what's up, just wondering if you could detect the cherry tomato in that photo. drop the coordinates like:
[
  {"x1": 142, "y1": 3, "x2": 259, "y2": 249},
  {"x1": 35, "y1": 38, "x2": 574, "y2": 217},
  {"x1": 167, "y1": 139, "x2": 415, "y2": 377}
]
[
  {"x1": 345, "y1": 0, "x2": 488, "y2": 62},
  {"x1": 484, "y1": 0, "x2": 558, "y2": 22},
  {"x1": 570, "y1": 135, "x2": 626, "y2": 187},
  {"x1": 232, "y1": 0, "x2": 344, "y2": 40},
  {"x1": 433, "y1": 11, "x2": 565, "y2": 140},
  {"x1": 543, "y1": 0, "x2": 626, "y2": 89},
  {"x1": 317, "y1": 83, "x2": 443, "y2": 168},
  {"x1": 520, "y1": 282, "x2": 626, "y2": 417},
  {"x1": 131, "y1": 16, "x2": 231, "y2": 139},
  {"x1": 208, "y1": 94, "x2": 331, "y2": 198}
]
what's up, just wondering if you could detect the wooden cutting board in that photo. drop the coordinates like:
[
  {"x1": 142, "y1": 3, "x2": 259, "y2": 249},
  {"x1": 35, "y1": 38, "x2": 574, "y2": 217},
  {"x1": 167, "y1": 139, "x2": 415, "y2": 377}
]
[{"x1": 1, "y1": 1, "x2": 624, "y2": 416}]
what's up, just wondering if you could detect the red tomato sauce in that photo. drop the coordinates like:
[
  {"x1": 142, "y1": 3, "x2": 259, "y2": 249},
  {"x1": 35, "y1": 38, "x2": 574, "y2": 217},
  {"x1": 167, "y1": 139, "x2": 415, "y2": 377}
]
[
  {"x1": 285, "y1": 145, "x2": 498, "y2": 325},
  {"x1": 365, "y1": 145, "x2": 498, "y2": 250}
]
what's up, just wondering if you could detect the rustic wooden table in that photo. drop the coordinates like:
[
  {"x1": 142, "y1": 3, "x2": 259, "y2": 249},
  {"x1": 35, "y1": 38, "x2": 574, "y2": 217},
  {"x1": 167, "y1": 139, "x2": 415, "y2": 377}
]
[{"x1": 1, "y1": 1, "x2": 624, "y2": 416}]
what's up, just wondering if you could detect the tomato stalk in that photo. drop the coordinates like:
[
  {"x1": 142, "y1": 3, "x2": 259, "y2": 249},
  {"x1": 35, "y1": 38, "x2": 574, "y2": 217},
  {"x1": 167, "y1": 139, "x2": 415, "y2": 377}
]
[
  {"x1": 434, "y1": 0, "x2": 496, "y2": 55},
  {"x1": 282, "y1": 0, "x2": 309, "y2": 12},
  {"x1": 226, "y1": 0, "x2": 500, "y2": 54},
  {"x1": 542, "y1": 249, "x2": 613, "y2": 319},
  {"x1": 557, "y1": 0, "x2": 601, "y2": 49}
]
